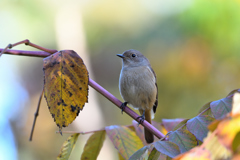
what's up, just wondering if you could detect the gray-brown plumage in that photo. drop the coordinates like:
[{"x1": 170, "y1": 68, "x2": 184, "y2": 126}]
[{"x1": 117, "y1": 49, "x2": 158, "y2": 143}]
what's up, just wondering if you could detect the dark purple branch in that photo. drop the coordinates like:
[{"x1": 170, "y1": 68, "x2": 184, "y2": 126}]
[{"x1": 1, "y1": 48, "x2": 165, "y2": 140}]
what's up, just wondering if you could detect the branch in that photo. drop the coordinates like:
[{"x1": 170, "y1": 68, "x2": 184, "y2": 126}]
[
  {"x1": 89, "y1": 79, "x2": 165, "y2": 139},
  {"x1": 0, "y1": 48, "x2": 165, "y2": 140},
  {"x1": 0, "y1": 49, "x2": 51, "y2": 57}
]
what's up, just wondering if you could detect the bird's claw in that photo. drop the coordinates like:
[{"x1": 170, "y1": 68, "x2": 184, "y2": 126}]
[
  {"x1": 136, "y1": 115, "x2": 145, "y2": 126},
  {"x1": 120, "y1": 102, "x2": 128, "y2": 114}
]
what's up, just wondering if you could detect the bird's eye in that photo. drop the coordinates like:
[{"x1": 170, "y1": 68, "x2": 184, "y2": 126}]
[{"x1": 132, "y1": 54, "x2": 136, "y2": 57}]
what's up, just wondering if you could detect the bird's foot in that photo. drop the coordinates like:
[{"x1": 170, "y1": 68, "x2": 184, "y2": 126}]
[
  {"x1": 136, "y1": 115, "x2": 145, "y2": 126},
  {"x1": 120, "y1": 102, "x2": 128, "y2": 114}
]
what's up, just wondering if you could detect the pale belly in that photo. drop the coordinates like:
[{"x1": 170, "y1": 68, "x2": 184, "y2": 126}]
[{"x1": 119, "y1": 66, "x2": 157, "y2": 111}]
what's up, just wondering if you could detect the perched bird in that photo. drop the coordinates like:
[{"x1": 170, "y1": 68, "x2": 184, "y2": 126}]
[{"x1": 117, "y1": 49, "x2": 158, "y2": 143}]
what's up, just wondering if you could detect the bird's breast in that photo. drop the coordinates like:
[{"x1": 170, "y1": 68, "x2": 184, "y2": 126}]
[{"x1": 119, "y1": 66, "x2": 156, "y2": 110}]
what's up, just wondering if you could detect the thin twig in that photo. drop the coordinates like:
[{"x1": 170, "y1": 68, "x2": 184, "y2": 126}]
[
  {"x1": 0, "y1": 39, "x2": 57, "y2": 57},
  {"x1": 29, "y1": 89, "x2": 44, "y2": 141},
  {"x1": 56, "y1": 124, "x2": 133, "y2": 135},
  {"x1": 0, "y1": 49, "x2": 51, "y2": 57}
]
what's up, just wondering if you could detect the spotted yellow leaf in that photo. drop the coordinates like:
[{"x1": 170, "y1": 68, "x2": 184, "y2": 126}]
[{"x1": 43, "y1": 50, "x2": 88, "y2": 131}]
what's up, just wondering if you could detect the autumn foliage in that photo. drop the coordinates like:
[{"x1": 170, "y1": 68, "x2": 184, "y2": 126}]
[
  {"x1": 43, "y1": 50, "x2": 88, "y2": 132},
  {"x1": 1, "y1": 41, "x2": 240, "y2": 160}
]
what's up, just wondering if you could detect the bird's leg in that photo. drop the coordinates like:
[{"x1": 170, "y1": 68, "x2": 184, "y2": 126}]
[
  {"x1": 120, "y1": 102, "x2": 128, "y2": 114},
  {"x1": 137, "y1": 110, "x2": 145, "y2": 125}
]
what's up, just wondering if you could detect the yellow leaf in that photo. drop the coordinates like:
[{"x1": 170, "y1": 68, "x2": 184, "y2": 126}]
[
  {"x1": 174, "y1": 146, "x2": 211, "y2": 160},
  {"x1": 118, "y1": 153, "x2": 125, "y2": 160},
  {"x1": 57, "y1": 133, "x2": 80, "y2": 160},
  {"x1": 81, "y1": 130, "x2": 106, "y2": 160},
  {"x1": 204, "y1": 132, "x2": 231, "y2": 160},
  {"x1": 217, "y1": 116, "x2": 240, "y2": 150},
  {"x1": 43, "y1": 50, "x2": 89, "y2": 130},
  {"x1": 105, "y1": 125, "x2": 144, "y2": 160}
]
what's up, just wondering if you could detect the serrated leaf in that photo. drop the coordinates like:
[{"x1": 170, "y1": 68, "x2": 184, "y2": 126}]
[
  {"x1": 43, "y1": 50, "x2": 89, "y2": 130},
  {"x1": 57, "y1": 133, "x2": 80, "y2": 160},
  {"x1": 162, "y1": 119, "x2": 185, "y2": 132},
  {"x1": 105, "y1": 125, "x2": 144, "y2": 159},
  {"x1": 81, "y1": 130, "x2": 106, "y2": 160},
  {"x1": 210, "y1": 94, "x2": 233, "y2": 119},
  {"x1": 168, "y1": 129, "x2": 197, "y2": 153},
  {"x1": 154, "y1": 141, "x2": 180, "y2": 158},
  {"x1": 186, "y1": 115, "x2": 215, "y2": 141},
  {"x1": 129, "y1": 146, "x2": 149, "y2": 160}
]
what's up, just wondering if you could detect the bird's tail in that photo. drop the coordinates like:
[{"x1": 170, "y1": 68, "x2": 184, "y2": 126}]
[{"x1": 139, "y1": 109, "x2": 154, "y2": 143}]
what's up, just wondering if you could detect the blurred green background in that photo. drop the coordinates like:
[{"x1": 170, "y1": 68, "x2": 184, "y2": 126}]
[{"x1": 0, "y1": 0, "x2": 240, "y2": 159}]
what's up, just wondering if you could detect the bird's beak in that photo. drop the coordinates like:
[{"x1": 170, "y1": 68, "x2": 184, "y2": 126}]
[{"x1": 117, "y1": 54, "x2": 125, "y2": 58}]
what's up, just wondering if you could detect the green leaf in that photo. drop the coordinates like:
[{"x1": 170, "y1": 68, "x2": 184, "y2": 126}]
[
  {"x1": 81, "y1": 130, "x2": 106, "y2": 160},
  {"x1": 232, "y1": 131, "x2": 240, "y2": 153},
  {"x1": 186, "y1": 115, "x2": 215, "y2": 141},
  {"x1": 198, "y1": 102, "x2": 212, "y2": 115},
  {"x1": 154, "y1": 141, "x2": 180, "y2": 158},
  {"x1": 148, "y1": 148, "x2": 161, "y2": 160},
  {"x1": 129, "y1": 146, "x2": 149, "y2": 160},
  {"x1": 57, "y1": 133, "x2": 80, "y2": 160},
  {"x1": 105, "y1": 125, "x2": 144, "y2": 160},
  {"x1": 168, "y1": 129, "x2": 197, "y2": 153}
]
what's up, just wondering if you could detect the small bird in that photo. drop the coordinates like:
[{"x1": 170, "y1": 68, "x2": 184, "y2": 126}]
[{"x1": 117, "y1": 49, "x2": 158, "y2": 143}]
